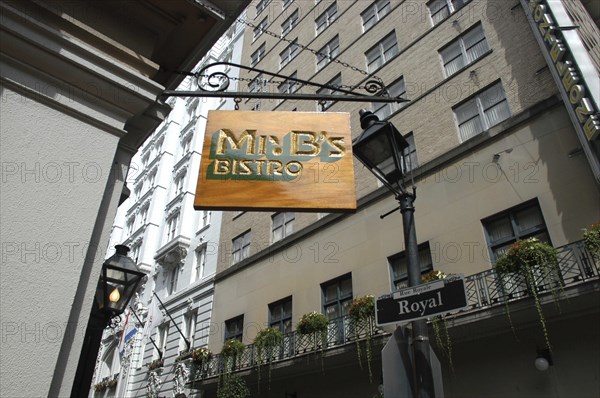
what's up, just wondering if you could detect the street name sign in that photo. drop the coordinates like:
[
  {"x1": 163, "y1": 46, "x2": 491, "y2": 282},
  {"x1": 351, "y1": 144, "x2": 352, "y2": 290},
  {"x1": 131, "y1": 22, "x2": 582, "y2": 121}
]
[
  {"x1": 375, "y1": 275, "x2": 468, "y2": 327},
  {"x1": 194, "y1": 110, "x2": 356, "y2": 212}
]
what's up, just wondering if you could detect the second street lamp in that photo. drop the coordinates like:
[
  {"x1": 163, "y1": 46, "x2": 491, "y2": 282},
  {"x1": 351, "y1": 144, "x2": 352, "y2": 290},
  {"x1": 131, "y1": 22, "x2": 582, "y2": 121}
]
[
  {"x1": 353, "y1": 109, "x2": 436, "y2": 398},
  {"x1": 71, "y1": 245, "x2": 145, "y2": 398}
]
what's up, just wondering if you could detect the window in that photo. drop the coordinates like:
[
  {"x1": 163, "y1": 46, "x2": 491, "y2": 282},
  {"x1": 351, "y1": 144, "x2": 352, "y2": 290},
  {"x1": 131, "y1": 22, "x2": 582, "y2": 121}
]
[
  {"x1": 428, "y1": 0, "x2": 467, "y2": 26},
  {"x1": 280, "y1": 39, "x2": 299, "y2": 68},
  {"x1": 148, "y1": 170, "x2": 156, "y2": 188},
  {"x1": 131, "y1": 243, "x2": 141, "y2": 264},
  {"x1": 272, "y1": 212, "x2": 295, "y2": 242},
  {"x1": 316, "y1": 73, "x2": 341, "y2": 111},
  {"x1": 168, "y1": 265, "x2": 179, "y2": 295},
  {"x1": 403, "y1": 133, "x2": 418, "y2": 173},
  {"x1": 232, "y1": 230, "x2": 251, "y2": 264},
  {"x1": 253, "y1": 16, "x2": 268, "y2": 40},
  {"x1": 166, "y1": 213, "x2": 180, "y2": 242},
  {"x1": 251, "y1": 101, "x2": 261, "y2": 111},
  {"x1": 194, "y1": 245, "x2": 207, "y2": 282},
  {"x1": 483, "y1": 200, "x2": 550, "y2": 262},
  {"x1": 140, "y1": 206, "x2": 149, "y2": 226},
  {"x1": 249, "y1": 73, "x2": 266, "y2": 93},
  {"x1": 155, "y1": 323, "x2": 169, "y2": 359},
  {"x1": 283, "y1": 0, "x2": 293, "y2": 8},
  {"x1": 365, "y1": 31, "x2": 399, "y2": 72},
  {"x1": 361, "y1": 0, "x2": 391, "y2": 31},
  {"x1": 200, "y1": 210, "x2": 211, "y2": 228},
  {"x1": 179, "y1": 312, "x2": 196, "y2": 353},
  {"x1": 389, "y1": 243, "x2": 433, "y2": 291},
  {"x1": 269, "y1": 297, "x2": 292, "y2": 333},
  {"x1": 281, "y1": 9, "x2": 299, "y2": 36},
  {"x1": 224, "y1": 315, "x2": 244, "y2": 341},
  {"x1": 255, "y1": 0, "x2": 271, "y2": 15},
  {"x1": 174, "y1": 173, "x2": 186, "y2": 197},
  {"x1": 454, "y1": 82, "x2": 511, "y2": 142},
  {"x1": 99, "y1": 344, "x2": 120, "y2": 379},
  {"x1": 315, "y1": 2, "x2": 337, "y2": 35},
  {"x1": 127, "y1": 217, "x2": 135, "y2": 235},
  {"x1": 316, "y1": 35, "x2": 340, "y2": 70},
  {"x1": 251, "y1": 43, "x2": 266, "y2": 66},
  {"x1": 321, "y1": 274, "x2": 353, "y2": 321},
  {"x1": 440, "y1": 24, "x2": 489, "y2": 77},
  {"x1": 278, "y1": 71, "x2": 298, "y2": 95},
  {"x1": 372, "y1": 77, "x2": 406, "y2": 120}
]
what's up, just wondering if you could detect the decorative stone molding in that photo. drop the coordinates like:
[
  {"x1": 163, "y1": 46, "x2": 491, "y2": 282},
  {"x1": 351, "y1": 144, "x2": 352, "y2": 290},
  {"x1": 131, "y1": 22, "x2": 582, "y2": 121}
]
[
  {"x1": 146, "y1": 368, "x2": 163, "y2": 398},
  {"x1": 172, "y1": 361, "x2": 190, "y2": 396},
  {"x1": 156, "y1": 245, "x2": 188, "y2": 270}
]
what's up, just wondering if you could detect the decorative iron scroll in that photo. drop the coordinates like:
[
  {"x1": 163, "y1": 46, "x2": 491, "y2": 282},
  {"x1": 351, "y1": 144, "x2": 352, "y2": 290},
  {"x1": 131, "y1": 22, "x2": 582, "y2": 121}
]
[{"x1": 163, "y1": 62, "x2": 408, "y2": 104}]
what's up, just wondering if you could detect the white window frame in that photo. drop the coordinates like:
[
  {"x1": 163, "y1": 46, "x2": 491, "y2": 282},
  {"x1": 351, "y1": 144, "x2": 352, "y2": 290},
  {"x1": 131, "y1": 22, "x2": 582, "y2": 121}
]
[
  {"x1": 194, "y1": 245, "x2": 207, "y2": 282},
  {"x1": 316, "y1": 35, "x2": 340, "y2": 71},
  {"x1": 166, "y1": 212, "x2": 180, "y2": 242},
  {"x1": 280, "y1": 39, "x2": 299, "y2": 68},
  {"x1": 365, "y1": 31, "x2": 399, "y2": 72},
  {"x1": 251, "y1": 43, "x2": 266, "y2": 66},
  {"x1": 454, "y1": 82, "x2": 511, "y2": 142},
  {"x1": 272, "y1": 212, "x2": 295, "y2": 243},
  {"x1": 372, "y1": 77, "x2": 406, "y2": 120},
  {"x1": 440, "y1": 24, "x2": 489, "y2": 77},
  {"x1": 281, "y1": 9, "x2": 299, "y2": 36},
  {"x1": 255, "y1": 0, "x2": 271, "y2": 15},
  {"x1": 316, "y1": 2, "x2": 337, "y2": 35},
  {"x1": 361, "y1": 0, "x2": 391, "y2": 31},
  {"x1": 179, "y1": 312, "x2": 196, "y2": 353},
  {"x1": 428, "y1": 0, "x2": 467, "y2": 26},
  {"x1": 168, "y1": 265, "x2": 179, "y2": 296},
  {"x1": 155, "y1": 323, "x2": 169, "y2": 360},
  {"x1": 253, "y1": 16, "x2": 268, "y2": 40}
]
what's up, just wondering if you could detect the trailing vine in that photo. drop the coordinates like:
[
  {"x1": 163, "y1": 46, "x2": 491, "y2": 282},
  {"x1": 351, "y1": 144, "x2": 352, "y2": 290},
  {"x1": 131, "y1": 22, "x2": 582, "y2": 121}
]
[
  {"x1": 297, "y1": 311, "x2": 328, "y2": 370},
  {"x1": 422, "y1": 271, "x2": 454, "y2": 369},
  {"x1": 495, "y1": 238, "x2": 561, "y2": 351},
  {"x1": 253, "y1": 327, "x2": 283, "y2": 391},
  {"x1": 583, "y1": 221, "x2": 600, "y2": 263},
  {"x1": 349, "y1": 295, "x2": 375, "y2": 383},
  {"x1": 218, "y1": 339, "x2": 248, "y2": 398}
]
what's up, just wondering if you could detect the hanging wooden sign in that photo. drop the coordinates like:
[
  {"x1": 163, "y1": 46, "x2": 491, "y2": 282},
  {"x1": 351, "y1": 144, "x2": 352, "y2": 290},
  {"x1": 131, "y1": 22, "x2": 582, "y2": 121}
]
[{"x1": 194, "y1": 111, "x2": 356, "y2": 212}]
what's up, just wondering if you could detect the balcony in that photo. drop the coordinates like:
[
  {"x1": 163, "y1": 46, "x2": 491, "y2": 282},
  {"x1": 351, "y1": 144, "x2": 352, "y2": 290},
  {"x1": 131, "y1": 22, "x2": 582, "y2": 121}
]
[{"x1": 187, "y1": 240, "x2": 598, "y2": 386}]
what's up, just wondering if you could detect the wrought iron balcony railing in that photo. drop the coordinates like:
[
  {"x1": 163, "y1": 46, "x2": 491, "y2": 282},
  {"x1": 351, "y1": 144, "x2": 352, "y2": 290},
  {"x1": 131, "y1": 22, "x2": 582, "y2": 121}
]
[{"x1": 187, "y1": 240, "x2": 598, "y2": 382}]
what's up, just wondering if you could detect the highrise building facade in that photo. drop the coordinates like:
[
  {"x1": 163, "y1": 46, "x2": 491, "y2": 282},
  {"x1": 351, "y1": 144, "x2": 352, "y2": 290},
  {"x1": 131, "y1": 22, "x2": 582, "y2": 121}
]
[
  {"x1": 187, "y1": 0, "x2": 600, "y2": 397},
  {"x1": 90, "y1": 19, "x2": 246, "y2": 398}
]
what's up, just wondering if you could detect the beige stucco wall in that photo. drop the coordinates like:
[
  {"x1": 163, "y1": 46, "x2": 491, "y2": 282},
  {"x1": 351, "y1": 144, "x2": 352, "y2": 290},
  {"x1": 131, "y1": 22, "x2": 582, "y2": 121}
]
[{"x1": 209, "y1": 104, "x2": 600, "y2": 352}]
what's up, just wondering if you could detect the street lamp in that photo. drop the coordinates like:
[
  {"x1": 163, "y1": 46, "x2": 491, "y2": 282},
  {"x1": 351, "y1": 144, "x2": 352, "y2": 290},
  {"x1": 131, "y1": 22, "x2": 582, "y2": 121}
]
[
  {"x1": 95, "y1": 244, "x2": 146, "y2": 316},
  {"x1": 353, "y1": 109, "x2": 436, "y2": 398},
  {"x1": 71, "y1": 245, "x2": 145, "y2": 398}
]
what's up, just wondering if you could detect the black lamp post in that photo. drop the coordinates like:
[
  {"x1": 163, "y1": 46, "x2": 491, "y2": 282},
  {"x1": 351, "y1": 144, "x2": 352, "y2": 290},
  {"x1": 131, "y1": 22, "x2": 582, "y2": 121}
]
[
  {"x1": 353, "y1": 110, "x2": 436, "y2": 398},
  {"x1": 70, "y1": 245, "x2": 145, "y2": 398}
]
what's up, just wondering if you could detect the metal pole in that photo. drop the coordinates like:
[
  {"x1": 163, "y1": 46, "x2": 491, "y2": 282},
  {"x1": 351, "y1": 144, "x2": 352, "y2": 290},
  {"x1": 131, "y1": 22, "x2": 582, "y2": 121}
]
[
  {"x1": 398, "y1": 191, "x2": 435, "y2": 398},
  {"x1": 70, "y1": 309, "x2": 107, "y2": 398}
]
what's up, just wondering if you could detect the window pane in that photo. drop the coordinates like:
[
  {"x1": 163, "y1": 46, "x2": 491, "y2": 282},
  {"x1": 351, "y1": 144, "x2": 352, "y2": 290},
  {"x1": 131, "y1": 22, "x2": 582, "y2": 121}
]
[
  {"x1": 340, "y1": 277, "x2": 352, "y2": 297},
  {"x1": 487, "y1": 217, "x2": 513, "y2": 243},
  {"x1": 324, "y1": 284, "x2": 337, "y2": 302},
  {"x1": 515, "y1": 206, "x2": 544, "y2": 232}
]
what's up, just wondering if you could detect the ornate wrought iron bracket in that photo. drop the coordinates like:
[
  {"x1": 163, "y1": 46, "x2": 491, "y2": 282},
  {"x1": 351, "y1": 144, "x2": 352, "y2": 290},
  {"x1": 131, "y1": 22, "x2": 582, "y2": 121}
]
[{"x1": 161, "y1": 62, "x2": 409, "y2": 105}]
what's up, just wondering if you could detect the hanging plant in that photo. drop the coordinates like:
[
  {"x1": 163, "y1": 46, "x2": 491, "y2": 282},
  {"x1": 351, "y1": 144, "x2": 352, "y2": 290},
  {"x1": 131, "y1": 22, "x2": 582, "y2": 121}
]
[
  {"x1": 421, "y1": 270, "x2": 454, "y2": 370},
  {"x1": 583, "y1": 221, "x2": 600, "y2": 263},
  {"x1": 297, "y1": 311, "x2": 328, "y2": 370},
  {"x1": 221, "y1": 339, "x2": 246, "y2": 365},
  {"x1": 175, "y1": 349, "x2": 193, "y2": 362},
  {"x1": 217, "y1": 373, "x2": 250, "y2": 398},
  {"x1": 146, "y1": 358, "x2": 164, "y2": 372},
  {"x1": 218, "y1": 340, "x2": 249, "y2": 398},
  {"x1": 190, "y1": 347, "x2": 213, "y2": 379},
  {"x1": 253, "y1": 327, "x2": 283, "y2": 391},
  {"x1": 348, "y1": 295, "x2": 375, "y2": 383},
  {"x1": 94, "y1": 380, "x2": 108, "y2": 392},
  {"x1": 495, "y1": 238, "x2": 560, "y2": 351},
  {"x1": 297, "y1": 311, "x2": 329, "y2": 335}
]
